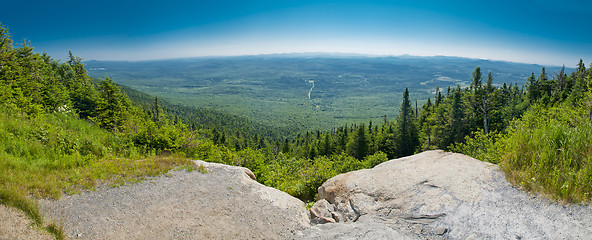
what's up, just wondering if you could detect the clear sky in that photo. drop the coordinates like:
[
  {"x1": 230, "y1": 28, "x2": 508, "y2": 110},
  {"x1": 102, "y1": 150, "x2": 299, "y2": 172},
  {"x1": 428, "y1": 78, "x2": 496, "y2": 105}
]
[{"x1": 1, "y1": 0, "x2": 590, "y2": 66}]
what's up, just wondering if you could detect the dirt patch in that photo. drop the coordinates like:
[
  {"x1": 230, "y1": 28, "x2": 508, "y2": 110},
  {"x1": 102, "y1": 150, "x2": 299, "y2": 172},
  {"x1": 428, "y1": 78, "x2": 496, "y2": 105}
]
[{"x1": 0, "y1": 204, "x2": 53, "y2": 240}]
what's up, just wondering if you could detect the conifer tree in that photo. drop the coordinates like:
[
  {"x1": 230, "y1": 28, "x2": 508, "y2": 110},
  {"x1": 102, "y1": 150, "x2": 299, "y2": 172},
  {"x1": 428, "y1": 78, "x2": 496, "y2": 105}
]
[
  {"x1": 553, "y1": 65, "x2": 568, "y2": 102},
  {"x1": 448, "y1": 86, "x2": 466, "y2": 146},
  {"x1": 419, "y1": 98, "x2": 433, "y2": 149},
  {"x1": 93, "y1": 77, "x2": 131, "y2": 132},
  {"x1": 347, "y1": 124, "x2": 368, "y2": 160},
  {"x1": 537, "y1": 67, "x2": 553, "y2": 103},
  {"x1": 526, "y1": 72, "x2": 539, "y2": 102},
  {"x1": 321, "y1": 133, "x2": 332, "y2": 156},
  {"x1": 282, "y1": 138, "x2": 290, "y2": 153},
  {"x1": 570, "y1": 60, "x2": 589, "y2": 103},
  {"x1": 394, "y1": 87, "x2": 419, "y2": 157},
  {"x1": 153, "y1": 96, "x2": 161, "y2": 122}
]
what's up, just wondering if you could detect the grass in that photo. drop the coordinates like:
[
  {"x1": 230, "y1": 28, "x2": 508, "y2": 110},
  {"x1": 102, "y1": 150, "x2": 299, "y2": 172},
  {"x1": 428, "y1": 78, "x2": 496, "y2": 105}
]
[
  {"x1": 46, "y1": 223, "x2": 66, "y2": 240},
  {"x1": 0, "y1": 186, "x2": 43, "y2": 227},
  {"x1": 0, "y1": 109, "x2": 195, "y2": 239},
  {"x1": 305, "y1": 201, "x2": 315, "y2": 210},
  {"x1": 453, "y1": 102, "x2": 592, "y2": 203},
  {"x1": 197, "y1": 164, "x2": 208, "y2": 174},
  {"x1": 498, "y1": 104, "x2": 592, "y2": 202},
  {"x1": 175, "y1": 163, "x2": 208, "y2": 173},
  {"x1": 450, "y1": 103, "x2": 592, "y2": 203}
]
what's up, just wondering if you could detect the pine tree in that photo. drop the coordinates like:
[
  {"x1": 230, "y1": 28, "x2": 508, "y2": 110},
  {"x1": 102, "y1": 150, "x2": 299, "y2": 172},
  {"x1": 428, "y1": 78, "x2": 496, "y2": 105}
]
[
  {"x1": 554, "y1": 65, "x2": 568, "y2": 102},
  {"x1": 471, "y1": 66, "x2": 483, "y2": 91},
  {"x1": 446, "y1": 86, "x2": 466, "y2": 146},
  {"x1": 526, "y1": 72, "x2": 539, "y2": 103},
  {"x1": 63, "y1": 51, "x2": 97, "y2": 119},
  {"x1": 153, "y1": 96, "x2": 161, "y2": 122},
  {"x1": 394, "y1": 87, "x2": 419, "y2": 157},
  {"x1": 93, "y1": 77, "x2": 131, "y2": 132},
  {"x1": 570, "y1": 60, "x2": 588, "y2": 103},
  {"x1": 537, "y1": 67, "x2": 553, "y2": 103},
  {"x1": 282, "y1": 138, "x2": 290, "y2": 153},
  {"x1": 321, "y1": 133, "x2": 332, "y2": 156},
  {"x1": 419, "y1": 98, "x2": 433, "y2": 150},
  {"x1": 347, "y1": 124, "x2": 368, "y2": 160}
]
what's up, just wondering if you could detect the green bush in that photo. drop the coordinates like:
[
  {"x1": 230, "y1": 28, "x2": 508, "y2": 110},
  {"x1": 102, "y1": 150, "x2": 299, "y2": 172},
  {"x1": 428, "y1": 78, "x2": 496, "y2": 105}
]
[
  {"x1": 364, "y1": 151, "x2": 389, "y2": 168},
  {"x1": 451, "y1": 130, "x2": 501, "y2": 164}
]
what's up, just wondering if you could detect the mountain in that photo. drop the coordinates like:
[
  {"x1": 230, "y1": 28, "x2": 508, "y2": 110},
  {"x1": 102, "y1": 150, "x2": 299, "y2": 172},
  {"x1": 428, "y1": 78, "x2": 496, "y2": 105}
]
[{"x1": 85, "y1": 55, "x2": 569, "y2": 134}]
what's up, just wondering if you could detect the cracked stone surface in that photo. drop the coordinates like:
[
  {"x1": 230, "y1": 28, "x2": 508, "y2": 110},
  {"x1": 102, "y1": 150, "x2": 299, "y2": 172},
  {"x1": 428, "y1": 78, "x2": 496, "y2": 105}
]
[{"x1": 298, "y1": 150, "x2": 592, "y2": 239}]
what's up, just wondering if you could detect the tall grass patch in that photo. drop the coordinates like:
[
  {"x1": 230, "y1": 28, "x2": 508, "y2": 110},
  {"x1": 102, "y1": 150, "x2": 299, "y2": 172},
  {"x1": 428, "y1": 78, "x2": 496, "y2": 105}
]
[
  {"x1": 0, "y1": 109, "x2": 194, "y2": 238},
  {"x1": 497, "y1": 104, "x2": 592, "y2": 202}
]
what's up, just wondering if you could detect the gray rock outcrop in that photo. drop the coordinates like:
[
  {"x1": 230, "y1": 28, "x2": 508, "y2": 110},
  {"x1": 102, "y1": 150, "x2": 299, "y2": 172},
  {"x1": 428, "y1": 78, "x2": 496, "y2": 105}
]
[{"x1": 299, "y1": 150, "x2": 592, "y2": 239}]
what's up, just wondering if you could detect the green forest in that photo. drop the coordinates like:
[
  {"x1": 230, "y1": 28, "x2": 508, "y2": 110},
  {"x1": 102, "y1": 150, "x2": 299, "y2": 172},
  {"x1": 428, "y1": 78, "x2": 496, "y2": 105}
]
[
  {"x1": 85, "y1": 55, "x2": 562, "y2": 136},
  {"x1": 1, "y1": 22, "x2": 592, "y2": 238}
]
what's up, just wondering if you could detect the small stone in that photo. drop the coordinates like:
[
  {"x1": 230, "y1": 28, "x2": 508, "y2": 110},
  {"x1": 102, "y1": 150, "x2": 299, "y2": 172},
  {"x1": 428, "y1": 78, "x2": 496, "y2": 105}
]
[
  {"x1": 412, "y1": 224, "x2": 423, "y2": 234},
  {"x1": 434, "y1": 227, "x2": 448, "y2": 235},
  {"x1": 310, "y1": 199, "x2": 337, "y2": 224}
]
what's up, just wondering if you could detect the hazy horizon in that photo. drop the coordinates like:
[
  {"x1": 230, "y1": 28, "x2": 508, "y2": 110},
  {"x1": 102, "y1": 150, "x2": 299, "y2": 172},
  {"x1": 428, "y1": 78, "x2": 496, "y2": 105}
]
[
  {"x1": 83, "y1": 52, "x2": 573, "y2": 68},
  {"x1": 3, "y1": 0, "x2": 591, "y2": 66}
]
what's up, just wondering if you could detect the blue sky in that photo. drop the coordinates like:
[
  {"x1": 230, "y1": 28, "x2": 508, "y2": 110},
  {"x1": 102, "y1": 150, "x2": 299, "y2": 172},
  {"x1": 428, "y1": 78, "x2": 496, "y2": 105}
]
[{"x1": 2, "y1": 0, "x2": 590, "y2": 66}]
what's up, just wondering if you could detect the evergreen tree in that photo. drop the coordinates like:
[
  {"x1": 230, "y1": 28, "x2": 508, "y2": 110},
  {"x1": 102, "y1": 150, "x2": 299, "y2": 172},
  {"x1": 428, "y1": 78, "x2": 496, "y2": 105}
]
[
  {"x1": 445, "y1": 86, "x2": 466, "y2": 147},
  {"x1": 419, "y1": 98, "x2": 433, "y2": 150},
  {"x1": 553, "y1": 65, "x2": 568, "y2": 102},
  {"x1": 63, "y1": 51, "x2": 98, "y2": 119},
  {"x1": 282, "y1": 138, "x2": 290, "y2": 153},
  {"x1": 347, "y1": 124, "x2": 368, "y2": 160},
  {"x1": 526, "y1": 72, "x2": 539, "y2": 103},
  {"x1": 471, "y1": 66, "x2": 483, "y2": 90},
  {"x1": 575, "y1": 59, "x2": 587, "y2": 80},
  {"x1": 537, "y1": 67, "x2": 553, "y2": 103},
  {"x1": 435, "y1": 86, "x2": 443, "y2": 106},
  {"x1": 570, "y1": 60, "x2": 588, "y2": 103},
  {"x1": 394, "y1": 87, "x2": 419, "y2": 157},
  {"x1": 153, "y1": 96, "x2": 161, "y2": 122},
  {"x1": 377, "y1": 122, "x2": 397, "y2": 159},
  {"x1": 321, "y1": 133, "x2": 332, "y2": 156},
  {"x1": 93, "y1": 77, "x2": 131, "y2": 132},
  {"x1": 469, "y1": 67, "x2": 484, "y2": 133}
]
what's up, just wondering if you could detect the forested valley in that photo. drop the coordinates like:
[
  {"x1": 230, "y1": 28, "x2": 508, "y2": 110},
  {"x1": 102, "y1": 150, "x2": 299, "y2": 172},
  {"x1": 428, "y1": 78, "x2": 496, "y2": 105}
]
[{"x1": 2, "y1": 22, "x2": 592, "y2": 236}]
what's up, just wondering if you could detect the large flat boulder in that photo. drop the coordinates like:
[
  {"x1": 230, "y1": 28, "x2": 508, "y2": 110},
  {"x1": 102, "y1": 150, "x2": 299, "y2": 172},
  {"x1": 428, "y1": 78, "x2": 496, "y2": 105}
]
[
  {"x1": 301, "y1": 150, "x2": 592, "y2": 239},
  {"x1": 40, "y1": 161, "x2": 310, "y2": 240}
]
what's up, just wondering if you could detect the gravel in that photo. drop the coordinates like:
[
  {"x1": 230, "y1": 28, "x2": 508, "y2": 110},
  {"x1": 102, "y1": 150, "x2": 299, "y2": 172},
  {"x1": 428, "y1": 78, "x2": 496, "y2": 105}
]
[
  {"x1": 39, "y1": 160, "x2": 309, "y2": 240},
  {"x1": 437, "y1": 166, "x2": 592, "y2": 239},
  {"x1": 0, "y1": 204, "x2": 53, "y2": 240}
]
